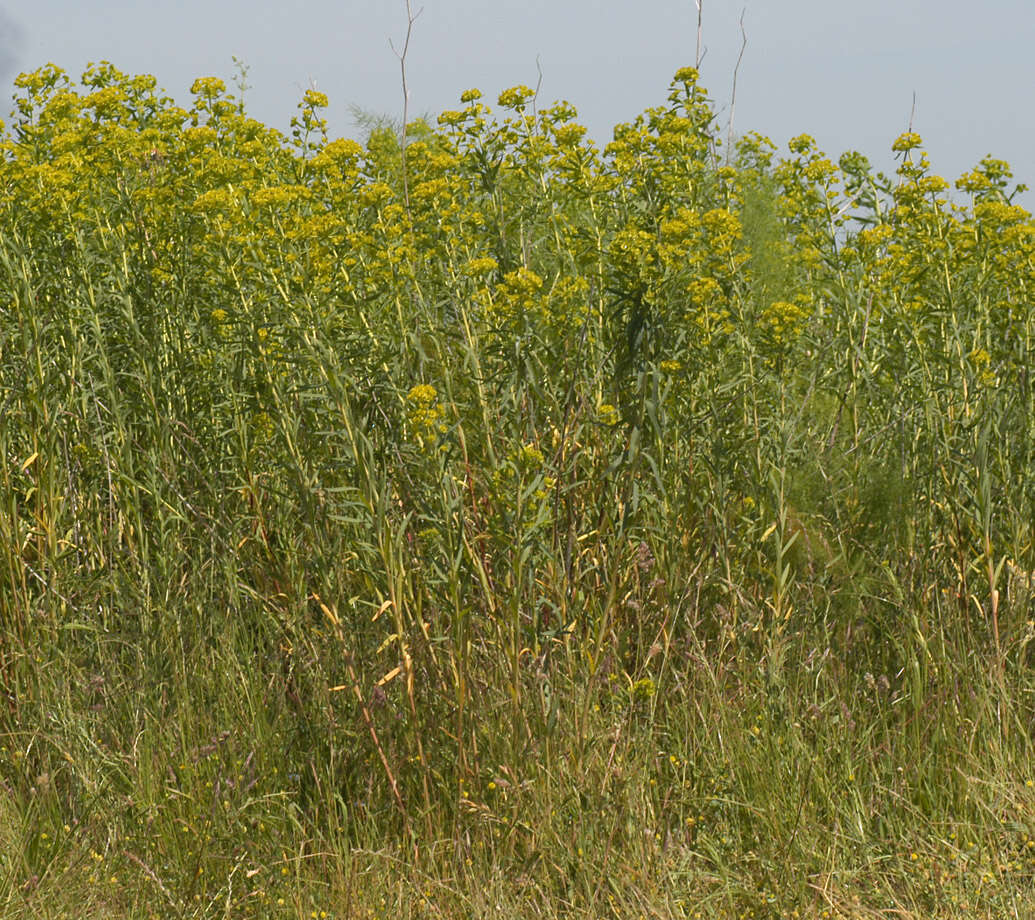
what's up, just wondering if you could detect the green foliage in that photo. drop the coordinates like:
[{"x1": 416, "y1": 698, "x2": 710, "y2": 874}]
[{"x1": 1, "y1": 61, "x2": 1035, "y2": 918}]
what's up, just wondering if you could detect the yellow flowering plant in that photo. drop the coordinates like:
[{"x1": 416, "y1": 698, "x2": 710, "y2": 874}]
[{"x1": 2, "y1": 58, "x2": 1035, "y2": 918}]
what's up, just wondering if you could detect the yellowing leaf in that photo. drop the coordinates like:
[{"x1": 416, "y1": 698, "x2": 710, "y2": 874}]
[{"x1": 376, "y1": 667, "x2": 401, "y2": 687}]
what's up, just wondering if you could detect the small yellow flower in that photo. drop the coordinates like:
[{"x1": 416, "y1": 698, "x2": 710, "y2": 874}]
[
  {"x1": 597, "y1": 403, "x2": 620, "y2": 427},
  {"x1": 190, "y1": 76, "x2": 225, "y2": 99},
  {"x1": 302, "y1": 89, "x2": 329, "y2": 109},
  {"x1": 498, "y1": 85, "x2": 535, "y2": 109},
  {"x1": 760, "y1": 299, "x2": 812, "y2": 346},
  {"x1": 464, "y1": 256, "x2": 498, "y2": 276},
  {"x1": 406, "y1": 384, "x2": 447, "y2": 450},
  {"x1": 892, "y1": 131, "x2": 924, "y2": 152},
  {"x1": 630, "y1": 677, "x2": 656, "y2": 701}
]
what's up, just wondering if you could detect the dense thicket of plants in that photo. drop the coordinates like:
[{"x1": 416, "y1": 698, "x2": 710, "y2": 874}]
[{"x1": 1, "y1": 62, "x2": 1033, "y2": 918}]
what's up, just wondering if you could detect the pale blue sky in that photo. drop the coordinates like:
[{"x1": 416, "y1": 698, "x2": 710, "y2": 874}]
[{"x1": 2, "y1": 1, "x2": 1032, "y2": 205}]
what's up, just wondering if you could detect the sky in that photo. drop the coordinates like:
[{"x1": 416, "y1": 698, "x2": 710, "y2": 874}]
[{"x1": 1, "y1": 1, "x2": 1032, "y2": 208}]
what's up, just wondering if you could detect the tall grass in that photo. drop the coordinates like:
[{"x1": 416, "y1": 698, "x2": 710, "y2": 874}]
[{"x1": 0, "y1": 61, "x2": 1033, "y2": 918}]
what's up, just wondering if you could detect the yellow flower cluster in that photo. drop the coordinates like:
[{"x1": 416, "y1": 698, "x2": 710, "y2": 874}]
[
  {"x1": 405, "y1": 384, "x2": 447, "y2": 451},
  {"x1": 760, "y1": 299, "x2": 812, "y2": 346}
]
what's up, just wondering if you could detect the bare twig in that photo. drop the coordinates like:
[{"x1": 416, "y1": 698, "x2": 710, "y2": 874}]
[
  {"x1": 531, "y1": 54, "x2": 544, "y2": 126},
  {"x1": 389, "y1": 0, "x2": 424, "y2": 216},
  {"x1": 725, "y1": 8, "x2": 748, "y2": 164},
  {"x1": 893, "y1": 91, "x2": 919, "y2": 190},
  {"x1": 694, "y1": 0, "x2": 704, "y2": 69}
]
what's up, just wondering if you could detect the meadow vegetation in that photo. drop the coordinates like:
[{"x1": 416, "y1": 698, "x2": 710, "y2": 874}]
[{"x1": 1, "y1": 61, "x2": 1034, "y2": 918}]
